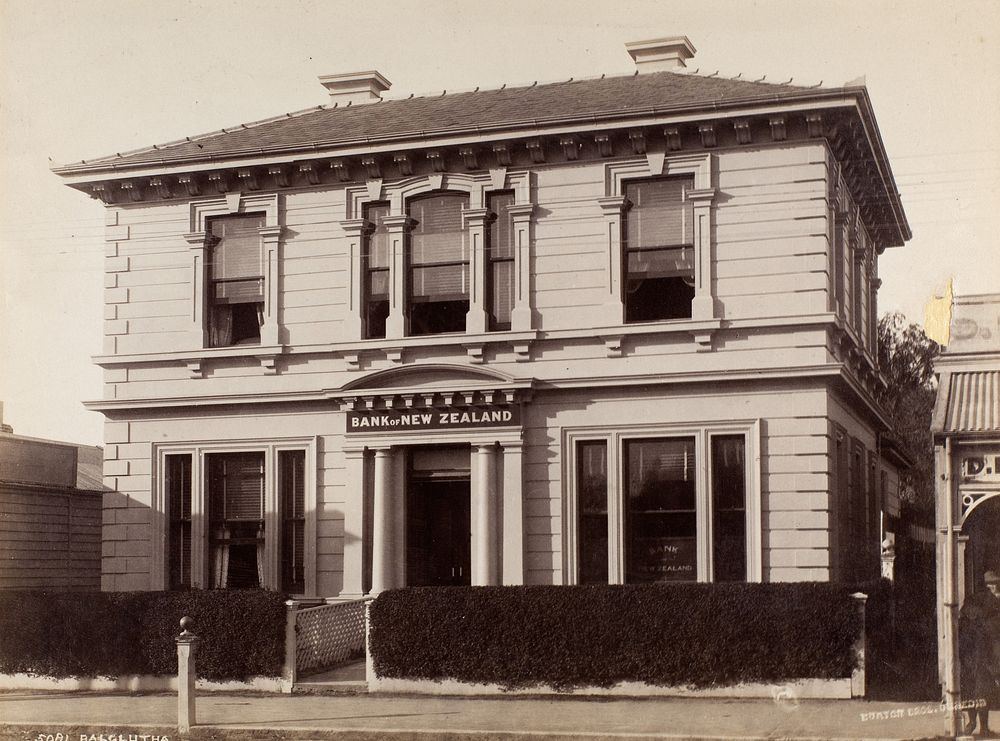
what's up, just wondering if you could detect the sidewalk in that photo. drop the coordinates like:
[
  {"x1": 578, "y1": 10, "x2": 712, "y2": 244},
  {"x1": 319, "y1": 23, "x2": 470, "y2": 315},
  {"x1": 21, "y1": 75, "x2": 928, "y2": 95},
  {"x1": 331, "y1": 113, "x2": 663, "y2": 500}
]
[{"x1": 0, "y1": 690, "x2": 956, "y2": 740}]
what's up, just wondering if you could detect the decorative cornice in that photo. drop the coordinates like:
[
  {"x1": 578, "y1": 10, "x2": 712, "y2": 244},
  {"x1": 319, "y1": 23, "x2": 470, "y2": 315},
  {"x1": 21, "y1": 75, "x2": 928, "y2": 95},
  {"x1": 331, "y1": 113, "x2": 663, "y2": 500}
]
[
  {"x1": 459, "y1": 147, "x2": 478, "y2": 170},
  {"x1": 559, "y1": 136, "x2": 579, "y2": 161},
  {"x1": 664, "y1": 126, "x2": 682, "y2": 151},
  {"x1": 525, "y1": 139, "x2": 545, "y2": 164},
  {"x1": 362, "y1": 156, "x2": 381, "y2": 179}
]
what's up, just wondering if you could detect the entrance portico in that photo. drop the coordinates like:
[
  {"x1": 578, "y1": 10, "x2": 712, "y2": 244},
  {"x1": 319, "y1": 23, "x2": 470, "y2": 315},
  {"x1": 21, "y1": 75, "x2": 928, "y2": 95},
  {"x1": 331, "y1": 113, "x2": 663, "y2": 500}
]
[{"x1": 333, "y1": 364, "x2": 531, "y2": 598}]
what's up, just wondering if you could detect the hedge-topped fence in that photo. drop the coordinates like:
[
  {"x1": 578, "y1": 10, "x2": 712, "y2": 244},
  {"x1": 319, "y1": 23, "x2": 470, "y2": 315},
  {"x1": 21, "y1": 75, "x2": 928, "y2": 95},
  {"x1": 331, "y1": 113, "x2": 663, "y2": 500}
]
[
  {"x1": 370, "y1": 582, "x2": 891, "y2": 690},
  {"x1": 0, "y1": 589, "x2": 286, "y2": 681}
]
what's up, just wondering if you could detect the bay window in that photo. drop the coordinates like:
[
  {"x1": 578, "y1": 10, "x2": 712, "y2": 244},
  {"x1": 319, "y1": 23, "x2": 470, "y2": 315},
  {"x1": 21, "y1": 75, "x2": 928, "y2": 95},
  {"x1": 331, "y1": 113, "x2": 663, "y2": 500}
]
[
  {"x1": 158, "y1": 441, "x2": 314, "y2": 593},
  {"x1": 568, "y1": 424, "x2": 760, "y2": 585}
]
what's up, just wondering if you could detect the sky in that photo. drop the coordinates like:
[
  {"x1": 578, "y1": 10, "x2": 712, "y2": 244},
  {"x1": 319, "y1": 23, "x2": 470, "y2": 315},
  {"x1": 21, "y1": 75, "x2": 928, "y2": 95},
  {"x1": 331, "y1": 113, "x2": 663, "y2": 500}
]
[{"x1": 1, "y1": 0, "x2": 998, "y2": 447}]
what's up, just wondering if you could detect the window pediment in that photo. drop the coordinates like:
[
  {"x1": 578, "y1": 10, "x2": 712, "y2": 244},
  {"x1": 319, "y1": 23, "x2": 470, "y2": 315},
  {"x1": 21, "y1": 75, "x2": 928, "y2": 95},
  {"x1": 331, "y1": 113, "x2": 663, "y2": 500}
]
[{"x1": 341, "y1": 363, "x2": 518, "y2": 392}]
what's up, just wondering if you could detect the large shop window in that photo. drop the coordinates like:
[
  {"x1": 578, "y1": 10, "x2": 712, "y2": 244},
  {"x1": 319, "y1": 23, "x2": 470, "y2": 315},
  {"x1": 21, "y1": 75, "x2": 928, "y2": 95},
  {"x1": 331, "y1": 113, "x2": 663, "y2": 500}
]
[
  {"x1": 363, "y1": 202, "x2": 391, "y2": 340},
  {"x1": 623, "y1": 177, "x2": 695, "y2": 323},
  {"x1": 206, "y1": 213, "x2": 265, "y2": 346},
  {"x1": 625, "y1": 438, "x2": 697, "y2": 583},
  {"x1": 207, "y1": 452, "x2": 265, "y2": 589},
  {"x1": 162, "y1": 444, "x2": 311, "y2": 593},
  {"x1": 407, "y1": 192, "x2": 470, "y2": 335},
  {"x1": 572, "y1": 428, "x2": 756, "y2": 584}
]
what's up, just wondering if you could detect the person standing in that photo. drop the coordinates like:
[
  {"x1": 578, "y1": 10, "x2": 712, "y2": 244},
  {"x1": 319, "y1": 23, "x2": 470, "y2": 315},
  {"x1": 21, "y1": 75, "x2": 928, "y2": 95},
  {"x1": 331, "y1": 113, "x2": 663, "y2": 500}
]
[{"x1": 961, "y1": 570, "x2": 1000, "y2": 736}]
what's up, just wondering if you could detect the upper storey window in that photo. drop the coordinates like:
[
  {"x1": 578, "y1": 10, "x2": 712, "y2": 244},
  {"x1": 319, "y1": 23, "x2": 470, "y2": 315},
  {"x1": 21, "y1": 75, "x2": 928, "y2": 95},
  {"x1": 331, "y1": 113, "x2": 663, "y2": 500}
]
[
  {"x1": 487, "y1": 191, "x2": 516, "y2": 331},
  {"x1": 407, "y1": 191, "x2": 470, "y2": 336},
  {"x1": 363, "y1": 202, "x2": 391, "y2": 340},
  {"x1": 623, "y1": 177, "x2": 695, "y2": 323},
  {"x1": 206, "y1": 213, "x2": 265, "y2": 346}
]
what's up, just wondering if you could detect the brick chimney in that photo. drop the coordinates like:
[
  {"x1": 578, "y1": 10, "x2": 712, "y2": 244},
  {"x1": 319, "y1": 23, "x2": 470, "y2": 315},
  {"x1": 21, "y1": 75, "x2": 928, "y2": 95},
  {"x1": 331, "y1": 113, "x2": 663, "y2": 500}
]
[
  {"x1": 626, "y1": 36, "x2": 696, "y2": 72},
  {"x1": 319, "y1": 71, "x2": 391, "y2": 106}
]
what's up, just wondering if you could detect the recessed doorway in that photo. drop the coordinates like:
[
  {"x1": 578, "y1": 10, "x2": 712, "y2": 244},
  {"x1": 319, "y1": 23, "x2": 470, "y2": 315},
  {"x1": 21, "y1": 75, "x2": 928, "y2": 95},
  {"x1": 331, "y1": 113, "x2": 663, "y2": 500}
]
[{"x1": 406, "y1": 446, "x2": 471, "y2": 587}]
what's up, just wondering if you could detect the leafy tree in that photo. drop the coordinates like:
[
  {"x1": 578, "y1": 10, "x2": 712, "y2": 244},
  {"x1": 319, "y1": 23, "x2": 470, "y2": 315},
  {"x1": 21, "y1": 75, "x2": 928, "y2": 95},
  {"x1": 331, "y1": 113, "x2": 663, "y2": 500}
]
[{"x1": 877, "y1": 312, "x2": 939, "y2": 523}]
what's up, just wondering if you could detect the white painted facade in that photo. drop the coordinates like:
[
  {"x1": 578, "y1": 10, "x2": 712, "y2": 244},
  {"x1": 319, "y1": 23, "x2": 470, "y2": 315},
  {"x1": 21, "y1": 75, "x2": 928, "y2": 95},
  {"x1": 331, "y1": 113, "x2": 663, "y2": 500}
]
[{"x1": 56, "y1": 48, "x2": 910, "y2": 597}]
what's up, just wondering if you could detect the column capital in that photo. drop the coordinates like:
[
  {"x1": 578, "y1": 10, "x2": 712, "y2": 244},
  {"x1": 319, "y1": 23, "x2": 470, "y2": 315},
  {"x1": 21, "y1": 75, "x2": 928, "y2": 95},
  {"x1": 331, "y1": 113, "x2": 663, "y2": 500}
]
[
  {"x1": 340, "y1": 218, "x2": 373, "y2": 237},
  {"x1": 258, "y1": 225, "x2": 283, "y2": 242},
  {"x1": 597, "y1": 195, "x2": 627, "y2": 215},
  {"x1": 382, "y1": 215, "x2": 416, "y2": 231},
  {"x1": 463, "y1": 207, "x2": 491, "y2": 228},
  {"x1": 507, "y1": 203, "x2": 536, "y2": 220},
  {"x1": 686, "y1": 187, "x2": 717, "y2": 204},
  {"x1": 184, "y1": 232, "x2": 207, "y2": 248}
]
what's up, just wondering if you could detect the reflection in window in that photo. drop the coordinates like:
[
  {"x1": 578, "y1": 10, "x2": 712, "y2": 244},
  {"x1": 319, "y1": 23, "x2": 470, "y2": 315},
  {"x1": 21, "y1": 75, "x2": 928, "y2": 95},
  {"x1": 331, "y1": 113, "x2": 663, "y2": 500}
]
[
  {"x1": 625, "y1": 437, "x2": 697, "y2": 583},
  {"x1": 407, "y1": 192, "x2": 470, "y2": 335},
  {"x1": 363, "y1": 202, "x2": 390, "y2": 339},
  {"x1": 207, "y1": 452, "x2": 265, "y2": 589},
  {"x1": 577, "y1": 440, "x2": 608, "y2": 585},
  {"x1": 711, "y1": 435, "x2": 747, "y2": 582},
  {"x1": 623, "y1": 178, "x2": 695, "y2": 323},
  {"x1": 487, "y1": 192, "x2": 515, "y2": 331},
  {"x1": 206, "y1": 214, "x2": 265, "y2": 346}
]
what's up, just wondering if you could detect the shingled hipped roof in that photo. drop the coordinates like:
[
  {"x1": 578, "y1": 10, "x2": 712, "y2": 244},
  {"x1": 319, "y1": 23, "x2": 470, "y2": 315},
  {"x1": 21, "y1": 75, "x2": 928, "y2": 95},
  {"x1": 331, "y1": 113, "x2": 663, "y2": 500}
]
[{"x1": 55, "y1": 70, "x2": 832, "y2": 172}]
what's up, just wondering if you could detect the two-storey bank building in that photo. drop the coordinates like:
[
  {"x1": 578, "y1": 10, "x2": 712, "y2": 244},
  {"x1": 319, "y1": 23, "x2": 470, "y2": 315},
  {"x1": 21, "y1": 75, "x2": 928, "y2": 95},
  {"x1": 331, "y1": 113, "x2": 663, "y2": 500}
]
[{"x1": 54, "y1": 38, "x2": 911, "y2": 598}]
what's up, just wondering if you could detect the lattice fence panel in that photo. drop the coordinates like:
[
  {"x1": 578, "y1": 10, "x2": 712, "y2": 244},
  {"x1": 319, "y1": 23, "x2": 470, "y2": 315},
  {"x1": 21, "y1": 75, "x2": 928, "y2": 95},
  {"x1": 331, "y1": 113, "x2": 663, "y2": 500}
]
[{"x1": 295, "y1": 600, "x2": 366, "y2": 676}]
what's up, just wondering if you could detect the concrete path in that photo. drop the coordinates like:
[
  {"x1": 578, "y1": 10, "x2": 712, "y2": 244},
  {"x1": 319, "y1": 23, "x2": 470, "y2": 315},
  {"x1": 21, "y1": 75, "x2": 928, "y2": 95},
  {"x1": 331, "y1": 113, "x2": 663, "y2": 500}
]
[{"x1": 0, "y1": 690, "x2": 958, "y2": 740}]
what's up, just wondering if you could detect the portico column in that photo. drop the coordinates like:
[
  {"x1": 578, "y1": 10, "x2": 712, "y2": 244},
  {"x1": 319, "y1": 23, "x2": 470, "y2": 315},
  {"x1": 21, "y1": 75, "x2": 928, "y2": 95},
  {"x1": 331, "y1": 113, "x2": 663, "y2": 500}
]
[
  {"x1": 340, "y1": 448, "x2": 366, "y2": 598},
  {"x1": 472, "y1": 443, "x2": 498, "y2": 586},
  {"x1": 501, "y1": 441, "x2": 525, "y2": 585},
  {"x1": 370, "y1": 447, "x2": 395, "y2": 594}
]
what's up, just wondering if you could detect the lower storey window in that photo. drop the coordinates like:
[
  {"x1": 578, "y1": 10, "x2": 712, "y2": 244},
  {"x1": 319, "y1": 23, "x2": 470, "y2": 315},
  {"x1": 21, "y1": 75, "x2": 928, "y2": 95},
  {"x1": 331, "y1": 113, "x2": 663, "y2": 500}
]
[
  {"x1": 161, "y1": 443, "x2": 311, "y2": 593},
  {"x1": 572, "y1": 425, "x2": 757, "y2": 584}
]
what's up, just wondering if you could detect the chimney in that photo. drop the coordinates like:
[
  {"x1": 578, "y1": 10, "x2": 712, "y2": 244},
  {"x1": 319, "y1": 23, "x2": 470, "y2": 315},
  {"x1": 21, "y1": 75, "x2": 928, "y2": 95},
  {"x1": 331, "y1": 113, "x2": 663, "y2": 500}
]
[
  {"x1": 319, "y1": 71, "x2": 391, "y2": 106},
  {"x1": 626, "y1": 36, "x2": 696, "y2": 72}
]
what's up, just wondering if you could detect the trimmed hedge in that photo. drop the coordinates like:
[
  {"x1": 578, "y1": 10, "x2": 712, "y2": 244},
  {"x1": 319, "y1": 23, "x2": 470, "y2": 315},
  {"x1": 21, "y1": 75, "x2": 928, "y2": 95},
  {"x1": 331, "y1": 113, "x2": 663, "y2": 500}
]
[
  {"x1": 370, "y1": 582, "x2": 883, "y2": 690},
  {"x1": 0, "y1": 589, "x2": 286, "y2": 680}
]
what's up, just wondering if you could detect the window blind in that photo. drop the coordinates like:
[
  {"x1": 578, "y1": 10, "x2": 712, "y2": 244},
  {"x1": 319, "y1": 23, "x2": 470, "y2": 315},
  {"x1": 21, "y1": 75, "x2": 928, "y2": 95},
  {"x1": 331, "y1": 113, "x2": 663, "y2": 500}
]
[
  {"x1": 208, "y1": 452, "x2": 265, "y2": 522},
  {"x1": 208, "y1": 214, "x2": 265, "y2": 304},
  {"x1": 625, "y1": 178, "x2": 694, "y2": 249}
]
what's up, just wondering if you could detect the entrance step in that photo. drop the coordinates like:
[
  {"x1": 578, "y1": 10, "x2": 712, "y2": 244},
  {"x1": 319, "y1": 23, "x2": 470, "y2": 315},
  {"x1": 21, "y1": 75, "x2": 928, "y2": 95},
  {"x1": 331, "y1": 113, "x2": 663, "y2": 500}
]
[{"x1": 294, "y1": 659, "x2": 368, "y2": 695}]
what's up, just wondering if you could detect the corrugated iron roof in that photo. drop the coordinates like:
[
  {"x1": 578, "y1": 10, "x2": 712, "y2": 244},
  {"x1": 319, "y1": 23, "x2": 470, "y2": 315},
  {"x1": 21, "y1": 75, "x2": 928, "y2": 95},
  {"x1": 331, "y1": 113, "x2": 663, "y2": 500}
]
[
  {"x1": 54, "y1": 70, "x2": 830, "y2": 172},
  {"x1": 935, "y1": 371, "x2": 1000, "y2": 434}
]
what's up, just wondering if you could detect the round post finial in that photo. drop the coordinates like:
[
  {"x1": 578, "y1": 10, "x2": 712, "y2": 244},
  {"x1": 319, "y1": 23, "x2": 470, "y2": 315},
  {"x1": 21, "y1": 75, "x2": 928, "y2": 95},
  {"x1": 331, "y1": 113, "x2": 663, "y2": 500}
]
[{"x1": 179, "y1": 616, "x2": 195, "y2": 637}]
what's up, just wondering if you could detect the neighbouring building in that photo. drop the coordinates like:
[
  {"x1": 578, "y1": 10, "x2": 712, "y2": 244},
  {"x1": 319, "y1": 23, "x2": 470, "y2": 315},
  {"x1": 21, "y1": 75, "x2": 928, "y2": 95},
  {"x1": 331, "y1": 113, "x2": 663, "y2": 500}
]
[
  {"x1": 53, "y1": 37, "x2": 910, "y2": 597},
  {"x1": 930, "y1": 292, "x2": 1000, "y2": 734},
  {"x1": 0, "y1": 404, "x2": 105, "y2": 590}
]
